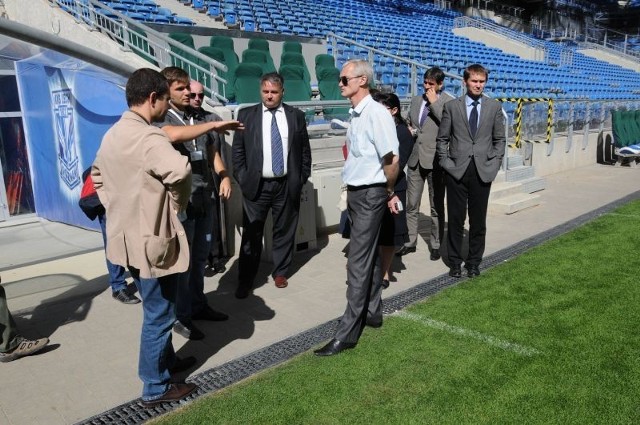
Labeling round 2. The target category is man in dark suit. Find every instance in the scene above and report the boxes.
[436,64,506,278]
[232,72,312,299]
[398,67,453,261]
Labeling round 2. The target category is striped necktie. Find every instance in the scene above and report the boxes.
[270,110,284,176]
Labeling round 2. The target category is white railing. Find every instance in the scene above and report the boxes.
[454,16,548,62]
[582,26,640,62]
[49,0,230,102]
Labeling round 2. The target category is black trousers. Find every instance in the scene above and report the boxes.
[238,178,299,288]
[446,159,492,267]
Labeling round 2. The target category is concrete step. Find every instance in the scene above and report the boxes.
[507,154,524,168]
[520,176,547,193]
[489,181,523,201]
[489,192,541,215]
[506,165,535,182]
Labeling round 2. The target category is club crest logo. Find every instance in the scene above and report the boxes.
[52,88,80,190]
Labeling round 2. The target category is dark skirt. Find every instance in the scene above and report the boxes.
[379,189,409,247]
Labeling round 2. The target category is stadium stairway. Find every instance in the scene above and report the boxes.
[490,153,545,215]
[152,0,227,28]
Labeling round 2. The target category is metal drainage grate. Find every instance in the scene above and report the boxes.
[79,191,640,424]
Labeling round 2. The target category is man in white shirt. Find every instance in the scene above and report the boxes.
[315,60,399,356]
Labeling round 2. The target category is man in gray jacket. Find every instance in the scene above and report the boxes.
[398,67,453,261]
[436,64,505,278]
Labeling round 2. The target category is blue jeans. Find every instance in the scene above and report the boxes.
[130,268,178,400]
[176,197,214,325]
[98,214,128,293]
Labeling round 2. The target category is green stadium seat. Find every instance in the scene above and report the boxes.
[280,52,310,86]
[283,40,302,54]
[242,49,271,73]
[316,66,349,119]
[197,46,231,101]
[234,63,263,104]
[315,54,335,75]
[280,65,311,102]
[247,38,276,73]
[168,32,198,81]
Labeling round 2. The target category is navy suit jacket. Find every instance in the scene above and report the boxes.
[232,102,312,202]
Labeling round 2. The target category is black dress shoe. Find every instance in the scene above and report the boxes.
[449,265,462,278]
[381,279,390,289]
[466,264,480,277]
[314,339,357,356]
[192,306,229,321]
[235,284,251,299]
[430,248,441,261]
[395,246,416,257]
[212,262,226,274]
[141,383,197,407]
[366,319,383,328]
[169,356,196,374]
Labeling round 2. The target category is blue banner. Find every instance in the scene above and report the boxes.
[15,50,128,229]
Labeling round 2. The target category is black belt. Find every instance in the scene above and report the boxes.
[262,176,287,182]
[347,183,386,191]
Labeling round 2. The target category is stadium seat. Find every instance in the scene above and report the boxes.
[243,19,256,32]
[247,39,276,73]
[283,41,302,54]
[316,66,349,119]
[168,33,198,76]
[191,0,205,12]
[234,63,263,104]
[280,52,310,85]
[315,54,335,75]
[198,46,230,101]
[242,49,271,74]
[207,4,222,19]
[280,65,312,102]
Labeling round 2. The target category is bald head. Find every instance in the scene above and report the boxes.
[189,80,205,109]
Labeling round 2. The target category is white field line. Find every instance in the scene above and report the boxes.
[394,311,542,357]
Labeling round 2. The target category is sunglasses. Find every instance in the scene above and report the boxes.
[338,75,363,85]
[189,93,205,99]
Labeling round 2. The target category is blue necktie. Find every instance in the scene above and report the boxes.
[469,100,479,138]
[270,110,284,177]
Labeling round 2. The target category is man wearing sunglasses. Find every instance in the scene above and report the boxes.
[157,67,243,341]
[189,80,230,276]
[315,59,399,357]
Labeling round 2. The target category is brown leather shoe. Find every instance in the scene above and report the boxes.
[141,383,197,408]
[274,276,288,288]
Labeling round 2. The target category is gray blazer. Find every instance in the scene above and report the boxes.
[407,91,454,169]
[436,95,506,183]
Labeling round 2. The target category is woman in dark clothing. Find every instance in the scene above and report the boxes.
[372,92,414,288]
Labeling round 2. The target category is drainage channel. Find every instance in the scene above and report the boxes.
[79,191,640,424]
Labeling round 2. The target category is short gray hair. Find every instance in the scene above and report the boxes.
[343,59,373,87]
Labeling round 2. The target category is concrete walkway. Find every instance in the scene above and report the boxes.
[0,164,639,424]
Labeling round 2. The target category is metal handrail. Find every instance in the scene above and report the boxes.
[50,0,230,102]
[454,16,548,62]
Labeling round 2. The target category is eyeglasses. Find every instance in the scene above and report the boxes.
[338,75,363,85]
[189,93,205,99]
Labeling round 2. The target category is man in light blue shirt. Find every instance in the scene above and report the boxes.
[315,59,400,357]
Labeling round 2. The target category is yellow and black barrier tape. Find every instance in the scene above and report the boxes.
[497,98,554,148]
